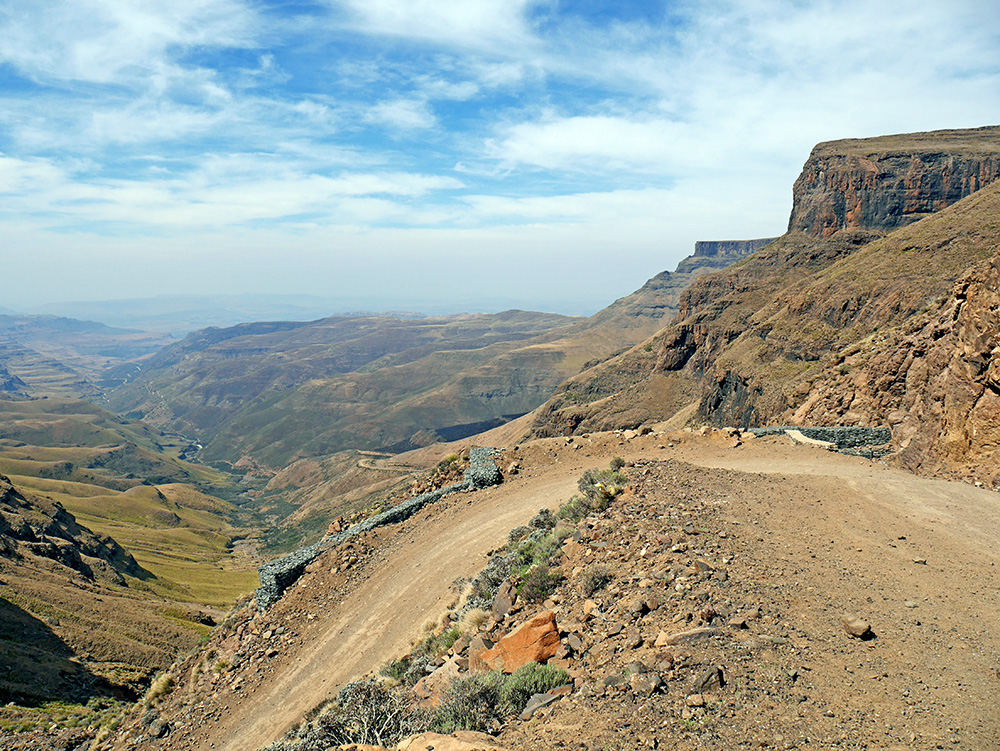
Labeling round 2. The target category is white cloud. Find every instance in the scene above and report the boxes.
[0,154,65,194]
[332,0,542,52]
[490,115,711,173]
[366,98,437,130]
[0,0,260,84]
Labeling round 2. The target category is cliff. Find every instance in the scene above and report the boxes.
[788,126,1000,237]
[529,125,1000,479]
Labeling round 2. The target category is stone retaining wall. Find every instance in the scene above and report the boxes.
[255,447,501,611]
[749,426,892,452]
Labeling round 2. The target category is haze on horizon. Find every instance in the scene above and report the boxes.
[1,0,998,318]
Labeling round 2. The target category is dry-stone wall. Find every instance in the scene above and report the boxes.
[749,426,892,457]
[255,447,501,610]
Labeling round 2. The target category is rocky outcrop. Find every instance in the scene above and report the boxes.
[0,363,28,394]
[0,473,145,581]
[475,610,561,673]
[790,250,1000,481]
[788,126,1000,237]
[687,238,778,265]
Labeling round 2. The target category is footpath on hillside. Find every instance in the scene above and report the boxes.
[105,429,1000,751]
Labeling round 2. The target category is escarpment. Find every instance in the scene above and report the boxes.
[530,126,1000,478]
[788,126,1000,237]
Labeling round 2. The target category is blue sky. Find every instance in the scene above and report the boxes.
[1,0,998,316]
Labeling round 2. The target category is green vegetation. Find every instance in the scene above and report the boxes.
[0,696,125,735]
[272,663,570,750]
[433,663,568,733]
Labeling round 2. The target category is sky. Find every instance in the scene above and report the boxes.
[1,0,998,317]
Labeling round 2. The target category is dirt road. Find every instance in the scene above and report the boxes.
[142,431,1000,750]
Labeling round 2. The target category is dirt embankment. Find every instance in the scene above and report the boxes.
[104,430,1000,751]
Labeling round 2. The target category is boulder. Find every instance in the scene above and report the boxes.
[467,634,495,673]
[660,626,719,645]
[842,615,873,639]
[475,611,561,673]
[492,581,516,620]
[413,658,461,708]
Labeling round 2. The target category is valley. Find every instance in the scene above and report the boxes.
[1,124,999,750]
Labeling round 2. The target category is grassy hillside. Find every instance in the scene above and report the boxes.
[0,397,259,610]
[0,397,263,729]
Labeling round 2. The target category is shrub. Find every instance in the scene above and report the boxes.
[577,466,626,508]
[459,608,489,631]
[528,508,555,530]
[265,680,429,750]
[555,495,589,522]
[432,671,505,733]
[609,456,626,471]
[142,673,174,708]
[518,564,562,603]
[461,550,518,614]
[499,663,570,713]
[432,664,570,733]
[578,563,612,596]
[514,530,561,569]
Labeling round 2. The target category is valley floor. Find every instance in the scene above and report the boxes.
[108,431,1000,751]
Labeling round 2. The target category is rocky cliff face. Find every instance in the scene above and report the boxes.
[790,248,1000,482]
[529,126,1000,478]
[788,126,1000,237]
[687,238,777,265]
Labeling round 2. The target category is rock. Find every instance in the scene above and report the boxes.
[413,659,461,708]
[624,628,643,649]
[842,615,873,639]
[566,633,584,652]
[661,627,720,645]
[685,693,706,707]
[583,599,601,618]
[148,718,170,738]
[451,633,472,656]
[788,144,1000,237]
[693,666,725,692]
[630,672,664,696]
[396,732,510,751]
[623,596,649,618]
[519,692,562,720]
[624,661,648,677]
[476,611,561,673]
[467,635,495,673]
[492,581,517,620]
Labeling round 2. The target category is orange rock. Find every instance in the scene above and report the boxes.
[476,610,561,673]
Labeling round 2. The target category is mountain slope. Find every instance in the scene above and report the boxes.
[0,315,172,399]
[105,255,748,470]
[529,126,1000,478]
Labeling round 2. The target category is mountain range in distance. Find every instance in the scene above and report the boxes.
[16,292,623,339]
